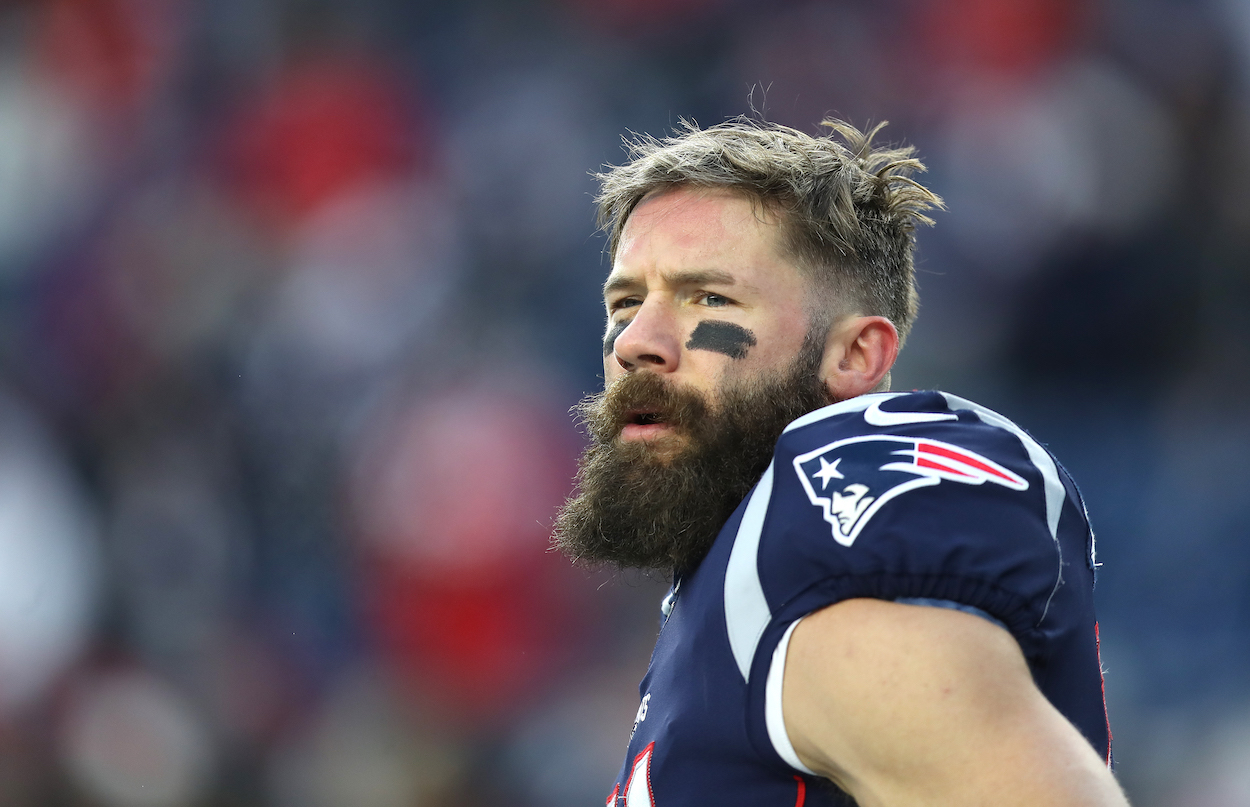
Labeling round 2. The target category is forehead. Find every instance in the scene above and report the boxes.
[605,186,800,291]
[614,186,785,270]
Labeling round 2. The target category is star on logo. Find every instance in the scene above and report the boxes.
[812,456,844,489]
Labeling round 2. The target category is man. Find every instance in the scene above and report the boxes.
[553,118,1129,807]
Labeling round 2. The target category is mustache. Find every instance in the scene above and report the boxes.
[575,372,709,444]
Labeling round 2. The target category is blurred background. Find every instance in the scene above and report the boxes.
[0,0,1246,804]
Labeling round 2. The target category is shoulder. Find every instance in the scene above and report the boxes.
[747,390,1086,648]
[772,391,1072,547]
[779,390,1048,458]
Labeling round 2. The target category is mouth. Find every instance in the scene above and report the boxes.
[620,409,675,441]
[629,410,664,426]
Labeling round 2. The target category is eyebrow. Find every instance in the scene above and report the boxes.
[602,269,738,297]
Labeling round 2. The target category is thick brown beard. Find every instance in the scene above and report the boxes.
[552,335,833,574]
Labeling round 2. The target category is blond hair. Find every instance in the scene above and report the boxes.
[595,117,943,342]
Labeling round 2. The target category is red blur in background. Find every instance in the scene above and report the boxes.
[351,389,593,729]
[221,57,428,228]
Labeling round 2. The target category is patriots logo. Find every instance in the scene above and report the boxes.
[794,435,1028,547]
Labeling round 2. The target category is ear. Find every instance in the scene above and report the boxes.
[819,316,900,401]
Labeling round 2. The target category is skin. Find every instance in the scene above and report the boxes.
[603,320,629,356]
[603,186,894,456]
[603,185,1131,806]
[784,601,1130,807]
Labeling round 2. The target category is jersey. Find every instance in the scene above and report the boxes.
[606,391,1110,807]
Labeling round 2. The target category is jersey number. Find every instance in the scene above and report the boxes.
[607,742,654,807]
[607,745,808,807]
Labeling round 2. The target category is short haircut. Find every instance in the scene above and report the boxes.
[594,117,942,343]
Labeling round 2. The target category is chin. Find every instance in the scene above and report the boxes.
[619,432,689,463]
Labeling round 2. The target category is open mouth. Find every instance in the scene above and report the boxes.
[630,411,664,426]
[620,409,675,440]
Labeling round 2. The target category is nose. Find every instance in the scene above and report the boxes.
[609,298,681,373]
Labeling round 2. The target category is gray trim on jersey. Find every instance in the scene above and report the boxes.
[765,618,819,775]
[727,396,886,683]
[937,393,1066,626]
[725,462,776,682]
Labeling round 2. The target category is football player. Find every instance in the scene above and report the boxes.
[554,118,1130,807]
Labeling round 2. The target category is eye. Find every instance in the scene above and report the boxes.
[697,292,731,308]
[608,296,642,313]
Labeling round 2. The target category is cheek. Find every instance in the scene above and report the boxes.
[684,320,758,360]
[603,321,628,356]
[603,353,625,382]
[728,323,814,376]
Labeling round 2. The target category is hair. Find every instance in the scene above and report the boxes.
[594,117,943,344]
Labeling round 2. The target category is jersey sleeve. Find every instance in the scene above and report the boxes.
[727,392,1100,777]
[757,392,1084,667]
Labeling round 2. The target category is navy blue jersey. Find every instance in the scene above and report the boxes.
[606,391,1110,807]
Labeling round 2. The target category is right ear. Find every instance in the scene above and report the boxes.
[819,316,899,402]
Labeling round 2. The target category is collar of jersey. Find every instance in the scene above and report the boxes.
[781,391,904,435]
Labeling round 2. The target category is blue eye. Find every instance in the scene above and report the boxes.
[700,293,729,307]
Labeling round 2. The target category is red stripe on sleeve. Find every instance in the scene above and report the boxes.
[917,456,973,477]
[919,442,1016,482]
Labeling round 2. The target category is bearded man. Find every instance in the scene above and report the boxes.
[553,118,1130,807]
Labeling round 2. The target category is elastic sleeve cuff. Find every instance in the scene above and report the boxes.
[764,617,818,776]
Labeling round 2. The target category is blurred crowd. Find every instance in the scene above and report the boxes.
[0,0,1247,805]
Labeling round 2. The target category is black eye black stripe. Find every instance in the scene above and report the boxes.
[604,319,758,360]
[685,320,757,360]
[603,320,629,356]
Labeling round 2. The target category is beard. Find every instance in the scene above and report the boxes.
[552,334,834,574]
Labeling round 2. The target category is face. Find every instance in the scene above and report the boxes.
[552,187,835,573]
[602,186,818,455]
